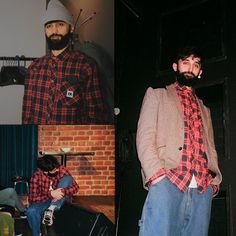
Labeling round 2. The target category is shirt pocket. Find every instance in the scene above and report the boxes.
[59,76,84,107]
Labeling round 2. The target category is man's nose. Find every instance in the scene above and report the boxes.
[51,25,59,34]
[188,64,194,72]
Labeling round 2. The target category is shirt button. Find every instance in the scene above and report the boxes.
[178,146,182,151]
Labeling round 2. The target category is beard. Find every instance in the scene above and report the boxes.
[46,31,72,50]
[175,71,199,87]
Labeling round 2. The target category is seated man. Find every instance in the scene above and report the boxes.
[26,155,79,236]
[0,186,27,218]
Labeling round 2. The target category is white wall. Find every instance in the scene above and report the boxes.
[0,0,46,124]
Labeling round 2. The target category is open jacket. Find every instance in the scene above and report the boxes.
[136,84,222,192]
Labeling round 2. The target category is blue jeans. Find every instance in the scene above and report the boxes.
[139,178,213,236]
[26,175,72,236]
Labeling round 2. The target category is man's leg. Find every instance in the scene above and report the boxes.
[42,175,72,226]
[182,186,213,236]
[26,201,50,236]
[51,175,72,209]
[138,178,188,236]
[0,188,26,212]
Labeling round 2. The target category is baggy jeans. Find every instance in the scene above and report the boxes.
[139,177,213,236]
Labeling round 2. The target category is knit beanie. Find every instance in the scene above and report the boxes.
[42,0,74,26]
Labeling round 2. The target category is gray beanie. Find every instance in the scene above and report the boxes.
[42,0,74,26]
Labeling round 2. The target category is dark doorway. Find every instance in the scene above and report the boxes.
[196,80,229,236]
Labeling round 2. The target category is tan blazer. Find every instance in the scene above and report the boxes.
[136,84,222,190]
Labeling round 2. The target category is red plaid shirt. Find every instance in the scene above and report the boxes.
[149,82,216,193]
[29,165,79,204]
[22,47,109,124]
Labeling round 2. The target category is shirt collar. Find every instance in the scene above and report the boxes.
[174,81,194,95]
[49,46,71,61]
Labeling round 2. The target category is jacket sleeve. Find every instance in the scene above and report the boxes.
[136,87,163,184]
[204,108,222,196]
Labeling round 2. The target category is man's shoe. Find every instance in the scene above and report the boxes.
[19,211,27,219]
[42,209,54,226]
[14,231,23,236]
[14,210,27,219]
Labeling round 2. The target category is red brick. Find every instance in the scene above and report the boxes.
[38,125,115,196]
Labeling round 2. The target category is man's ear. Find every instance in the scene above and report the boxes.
[172,63,177,72]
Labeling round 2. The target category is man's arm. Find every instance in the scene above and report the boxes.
[136,87,162,185]
[83,60,109,124]
[206,108,222,196]
[22,69,34,124]
[29,172,50,203]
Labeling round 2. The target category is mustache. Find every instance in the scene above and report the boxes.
[182,72,195,77]
[49,34,63,39]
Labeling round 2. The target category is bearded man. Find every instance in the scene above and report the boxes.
[136,45,222,236]
[22,0,109,124]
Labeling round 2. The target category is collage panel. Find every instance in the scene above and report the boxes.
[0,124,115,235]
[117,1,230,236]
[0,0,115,235]
[0,0,114,125]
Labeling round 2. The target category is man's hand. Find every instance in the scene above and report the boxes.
[50,188,65,202]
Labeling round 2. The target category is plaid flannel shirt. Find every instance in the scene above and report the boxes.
[28,165,79,204]
[22,47,109,124]
[148,82,217,194]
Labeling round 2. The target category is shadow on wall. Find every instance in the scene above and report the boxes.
[78,156,97,174]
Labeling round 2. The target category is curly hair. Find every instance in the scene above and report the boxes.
[175,45,204,64]
[37,155,60,171]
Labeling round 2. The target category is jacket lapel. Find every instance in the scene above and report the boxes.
[166,84,183,118]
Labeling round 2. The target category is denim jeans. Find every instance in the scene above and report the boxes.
[139,177,213,236]
[26,175,72,236]
[0,187,26,212]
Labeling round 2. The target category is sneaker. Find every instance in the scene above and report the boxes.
[14,231,23,236]
[42,209,54,226]
[14,210,27,219]
[19,211,27,219]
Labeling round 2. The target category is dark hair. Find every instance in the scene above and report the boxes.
[175,45,204,64]
[37,155,60,171]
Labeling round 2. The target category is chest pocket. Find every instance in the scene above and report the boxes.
[59,76,84,107]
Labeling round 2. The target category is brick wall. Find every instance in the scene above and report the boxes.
[38,125,115,196]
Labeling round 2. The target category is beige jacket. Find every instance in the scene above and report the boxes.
[136,84,222,190]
